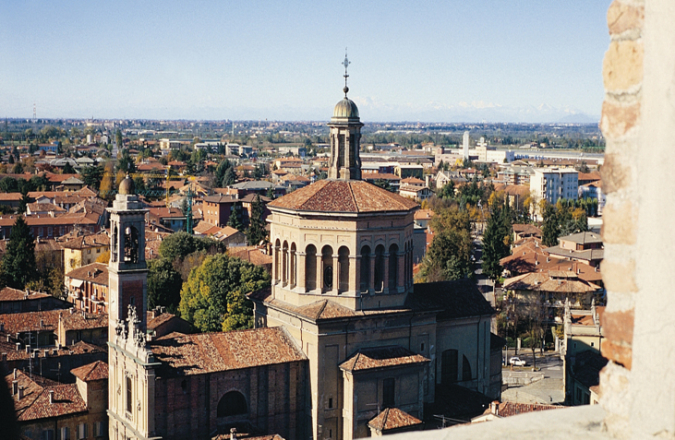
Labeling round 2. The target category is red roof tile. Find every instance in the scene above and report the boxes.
[368,408,422,431]
[71,360,108,382]
[150,327,306,376]
[340,346,429,372]
[268,180,418,213]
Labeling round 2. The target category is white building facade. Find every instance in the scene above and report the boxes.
[530,167,579,210]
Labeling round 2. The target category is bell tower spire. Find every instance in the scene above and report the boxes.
[329,50,363,180]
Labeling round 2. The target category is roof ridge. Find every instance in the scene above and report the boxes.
[347,181,358,213]
[315,300,329,320]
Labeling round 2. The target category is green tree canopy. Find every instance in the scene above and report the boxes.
[541,203,560,247]
[227,203,244,231]
[1,216,37,288]
[178,254,270,332]
[418,205,473,282]
[246,195,267,245]
[482,198,512,281]
[148,258,183,313]
[158,231,222,262]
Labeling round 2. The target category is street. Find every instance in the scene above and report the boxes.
[501,352,565,404]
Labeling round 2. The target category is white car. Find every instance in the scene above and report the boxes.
[509,356,527,366]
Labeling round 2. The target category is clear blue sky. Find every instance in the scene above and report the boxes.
[0,1,611,122]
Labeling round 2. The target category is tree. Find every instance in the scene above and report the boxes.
[373,179,391,191]
[62,162,75,174]
[115,130,123,148]
[482,200,512,281]
[227,203,244,231]
[96,251,110,263]
[148,258,183,313]
[1,217,37,288]
[158,231,222,263]
[418,205,473,282]
[246,195,267,245]
[222,167,236,186]
[99,161,116,200]
[178,254,269,332]
[214,159,232,187]
[541,203,560,247]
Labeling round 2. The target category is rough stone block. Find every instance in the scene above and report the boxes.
[602,260,638,293]
[602,153,632,194]
[602,308,635,346]
[607,1,644,36]
[602,199,637,244]
[603,40,643,92]
[600,101,641,140]
[602,339,633,370]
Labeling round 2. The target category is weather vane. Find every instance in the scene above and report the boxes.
[342,48,350,96]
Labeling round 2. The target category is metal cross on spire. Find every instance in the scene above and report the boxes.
[342,48,350,96]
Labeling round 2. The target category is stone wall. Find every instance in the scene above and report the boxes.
[600,0,675,438]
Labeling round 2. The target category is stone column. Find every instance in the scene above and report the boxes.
[297,252,306,292]
[272,245,279,285]
[383,253,390,294]
[397,253,406,293]
[349,255,359,296]
[369,257,376,294]
[331,254,339,295]
[317,254,323,294]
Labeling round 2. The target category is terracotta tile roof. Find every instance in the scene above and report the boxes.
[0,340,104,362]
[27,202,65,213]
[65,263,109,285]
[512,223,543,236]
[60,231,109,249]
[150,327,306,376]
[147,312,184,330]
[401,177,425,185]
[194,221,218,234]
[503,272,601,293]
[0,287,50,302]
[268,179,418,213]
[500,242,561,275]
[487,401,562,418]
[70,360,108,382]
[228,247,274,268]
[368,408,423,431]
[340,346,429,372]
[239,193,272,204]
[0,310,60,333]
[6,370,87,422]
[413,209,434,221]
[203,194,238,204]
[362,172,401,181]
[148,207,185,218]
[0,193,24,201]
[558,231,603,245]
[59,310,108,331]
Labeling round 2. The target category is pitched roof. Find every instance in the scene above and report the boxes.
[503,272,601,293]
[70,360,108,382]
[368,408,423,431]
[150,327,306,376]
[65,263,109,285]
[340,346,429,372]
[0,287,50,302]
[558,231,603,245]
[6,370,87,422]
[60,231,109,249]
[268,179,418,213]
[486,401,562,418]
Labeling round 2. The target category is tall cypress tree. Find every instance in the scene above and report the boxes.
[542,204,560,247]
[482,202,511,281]
[1,216,37,288]
[246,195,267,245]
[227,203,244,231]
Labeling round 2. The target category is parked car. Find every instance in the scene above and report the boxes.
[509,356,527,366]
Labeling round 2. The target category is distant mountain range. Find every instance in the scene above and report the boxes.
[351,99,600,124]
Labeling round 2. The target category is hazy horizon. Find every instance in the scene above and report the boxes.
[1,1,611,122]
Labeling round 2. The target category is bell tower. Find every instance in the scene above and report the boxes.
[107,175,160,440]
[108,175,148,331]
[328,50,363,180]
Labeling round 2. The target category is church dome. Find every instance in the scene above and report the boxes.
[333,97,359,119]
[119,175,135,195]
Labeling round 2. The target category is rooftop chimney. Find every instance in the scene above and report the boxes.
[12,380,17,396]
[230,428,237,440]
[25,345,30,354]
[49,390,54,404]
[18,386,23,399]
[13,368,17,379]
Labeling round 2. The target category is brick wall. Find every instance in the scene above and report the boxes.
[598,0,643,436]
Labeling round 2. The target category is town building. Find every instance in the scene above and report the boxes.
[529,167,579,212]
[65,262,109,314]
[61,230,110,275]
[255,81,499,440]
